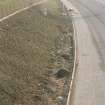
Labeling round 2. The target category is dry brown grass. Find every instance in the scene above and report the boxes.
[0,0,73,105]
[0,0,39,18]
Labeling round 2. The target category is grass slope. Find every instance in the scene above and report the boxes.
[0,0,73,105]
[0,0,39,18]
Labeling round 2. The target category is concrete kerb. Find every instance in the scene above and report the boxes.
[59,0,79,105]
[0,0,47,22]
[66,19,79,105]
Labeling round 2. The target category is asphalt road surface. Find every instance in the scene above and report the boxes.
[67,0,105,105]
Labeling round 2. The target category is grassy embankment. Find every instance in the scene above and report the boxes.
[0,0,73,105]
[0,0,39,18]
